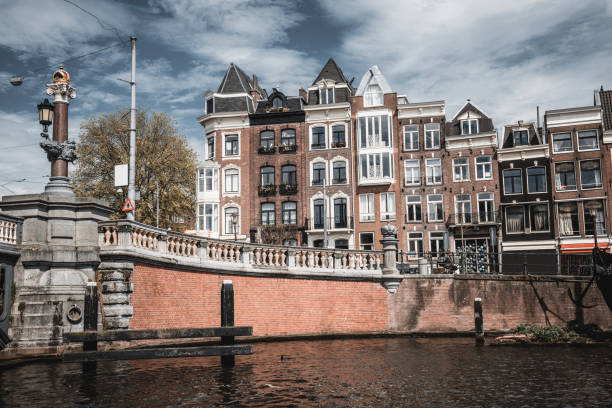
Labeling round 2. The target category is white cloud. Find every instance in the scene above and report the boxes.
[318,0,612,126]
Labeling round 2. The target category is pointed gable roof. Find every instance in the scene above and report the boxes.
[312,58,351,85]
[355,65,392,96]
[217,62,266,95]
[451,99,490,121]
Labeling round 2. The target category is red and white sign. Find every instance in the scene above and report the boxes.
[122,197,135,212]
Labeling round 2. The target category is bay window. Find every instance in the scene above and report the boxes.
[358,115,391,148]
[359,152,393,181]
[198,168,218,193]
[197,203,218,232]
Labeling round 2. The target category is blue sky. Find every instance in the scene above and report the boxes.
[1,0,611,195]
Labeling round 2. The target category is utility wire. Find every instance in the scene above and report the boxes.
[62,0,127,44]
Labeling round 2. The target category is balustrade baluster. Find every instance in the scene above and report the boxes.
[280,251,286,266]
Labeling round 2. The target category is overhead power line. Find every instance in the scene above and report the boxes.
[62,0,128,44]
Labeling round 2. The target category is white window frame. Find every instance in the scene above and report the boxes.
[310,125,327,150]
[358,114,392,148]
[331,192,350,229]
[512,130,529,146]
[552,132,573,153]
[404,159,421,186]
[364,84,383,107]
[424,123,440,149]
[222,132,240,159]
[223,166,240,195]
[460,119,478,135]
[579,159,603,190]
[359,193,375,222]
[526,166,547,194]
[358,152,394,182]
[427,194,444,222]
[311,194,327,230]
[577,129,599,151]
[503,168,523,195]
[406,195,422,223]
[477,192,495,223]
[198,167,219,193]
[453,158,470,182]
[359,232,375,250]
[331,157,349,184]
[554,161,577,192]
[261,202,275,226]
[429,232,445,256]
[455,194,472,224]
[475,156,492,180]
[330,122,347,148]
[403,125,419,151]
[310,158,328,187]
[380,192,396,221]
[425,158,442,185]
[206,134,215,159]
[223,205,240,236]
[319,87,335,105]
[197,203,219,233]
[406,232,423,259]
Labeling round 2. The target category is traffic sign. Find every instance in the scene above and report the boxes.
[122,197,135,212]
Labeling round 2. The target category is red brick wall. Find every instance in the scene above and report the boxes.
[389,277,612,332]
[130,263,389,336]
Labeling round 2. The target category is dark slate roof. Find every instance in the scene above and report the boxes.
[312,58,353,88]
[446,101,494,136]
[254,89,302,114]
[217,63,265,96]
[214,96,249,112]
[600,88,612,130]
[501,122,541,148]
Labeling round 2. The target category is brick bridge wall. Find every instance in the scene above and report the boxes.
[129,263,612,335]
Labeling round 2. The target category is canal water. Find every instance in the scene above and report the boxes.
[1,338,611,407]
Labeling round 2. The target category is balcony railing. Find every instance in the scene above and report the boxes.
[307,216,354,230]
[279,183,298,195]
[0,213,22,246]
[258,184,277,196]
[258,146,276,155]
[279,144,297,153]
[446,211,501,226]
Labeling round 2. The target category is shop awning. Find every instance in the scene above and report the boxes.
[561,242,610,254]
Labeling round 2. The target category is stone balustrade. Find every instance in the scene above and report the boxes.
[97,220,388,275]
[0,213,21,245]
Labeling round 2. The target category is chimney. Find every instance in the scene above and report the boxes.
[249,74,260,108]
[536,105,540,129]
[299,87,307,102]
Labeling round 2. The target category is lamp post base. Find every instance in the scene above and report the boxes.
[44,176,75,196]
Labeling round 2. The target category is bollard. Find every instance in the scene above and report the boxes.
[221,280,235,366]
[474,297,484,345]
[84,282,98,352]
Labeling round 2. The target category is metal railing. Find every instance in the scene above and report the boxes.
[446,211,501,226]
[308,216,354,230]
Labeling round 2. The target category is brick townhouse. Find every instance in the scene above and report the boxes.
[545,102,612,273]
[444,101,500,273]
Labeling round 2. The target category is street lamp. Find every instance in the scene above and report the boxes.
[37,98,54,138]
[231,212,239,242]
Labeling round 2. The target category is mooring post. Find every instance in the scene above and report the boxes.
[84,281,99,351]
[221,280,235,366]
[474,297,484,345]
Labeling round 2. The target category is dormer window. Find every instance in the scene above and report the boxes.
[461,119,478,135]
[319,87,334,104]
[272,97,283,108]
[513,130,528,146]
[364,84,383,107]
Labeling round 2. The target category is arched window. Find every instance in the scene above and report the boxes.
[261,166,274,186]
[224,168,239,193]
[312,162,326,185]
[224,206,239,235]
[313,199,325,229]
[260,130,274,149]
[281,129,296,146]
[334,198,347,228]
[364,84,383,106]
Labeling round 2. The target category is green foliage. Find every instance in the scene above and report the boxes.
[531,325,565,342]
[72,109,197,231]
[514,323,539,335]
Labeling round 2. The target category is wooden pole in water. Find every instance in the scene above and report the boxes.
[474,297,484,345]
[221,280,235,366]
[84,282,99,351]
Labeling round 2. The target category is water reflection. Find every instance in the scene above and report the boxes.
[1,338,611,407]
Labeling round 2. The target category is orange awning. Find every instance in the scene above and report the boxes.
[561,242,610,254]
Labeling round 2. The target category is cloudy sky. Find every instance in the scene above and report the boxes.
[1,0,611,195]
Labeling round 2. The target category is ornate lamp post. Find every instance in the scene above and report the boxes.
[40,64,77,195]
[231,212,239,242]
[37,98,54,137]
